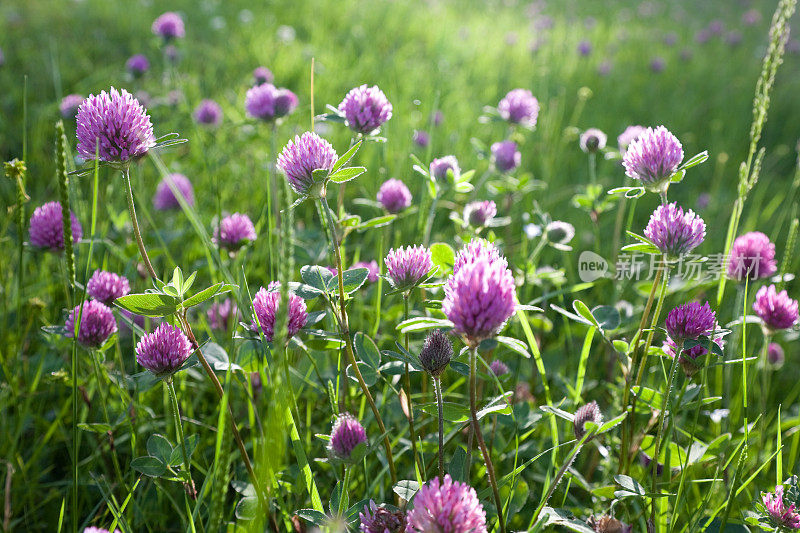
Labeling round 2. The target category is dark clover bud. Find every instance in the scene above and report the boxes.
[359,501,407,533]
[126,54,149,78]
[545,221,576,246]
[767,342,785,368]
[573,400,603,440]
[579,128,607,153]
[587,515,633,533]
[464,200,497,228]
[328,413,367,463]
[639,452,664,476]
[419,329,453,377]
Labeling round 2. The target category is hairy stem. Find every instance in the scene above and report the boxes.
[166,378,196,500]
[434,376,445,481]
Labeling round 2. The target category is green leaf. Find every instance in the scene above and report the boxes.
[621,242,661,254]
[418,402,470,423]
[301,265,334,293]
[670,169,686,183]
[572,300,600,328]
[115,293,177,318]
[334,267,369,293]
[591,305,621,331]
[550,304,594,327]
[396,317,454,334]
[182,282,232,308]
[169,434,199,466]
[680,150,709,170]
[202,342,241,371]
[597,412,627,433]
[357,214,396,231]
[614,474,648,496]
[235,496,257,520]
[346,363,379,386]
[496,336,531,358]
[147,434,173,464]
[330,140,362,175]
[288,282,324,300]
[294,510,328,525]
[430,242,455,273]
[329,166,366,183]
[448,446,467,482]
[354,332,381,369]
[393,480,420,502]
[130,456,166,477]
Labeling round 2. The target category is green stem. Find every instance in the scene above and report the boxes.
[434,376,445,481]
[338,467,351,516]
[619,266,663,473]
[319,197,397,485]
[123,167,158,280]
[403,293,423,475]
[650,340,683,527]
[531,433,590,525]
[166,378,196,500]
[469,346,505,532]
[90,350,127,490]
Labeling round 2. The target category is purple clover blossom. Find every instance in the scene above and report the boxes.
[194,99,223,126]
[338,84,393,134]
[384,246,432,291]
[126,54,149,77]
[708,20,724,36]
[597,60,612,76]
[622,126,684,186]
[60,94,84,120]
[377,178,412,213]
[432,110,443,126]
[663,324,725,376]
[665,301,717,344]
[214,213,257,250]
[245,83,298,122]
[453,239,507,274]
[574,401,603,440]
[413,130,429,148]
[251,282,308,342]
[753,285,799,331]
[353,260,380,283]
[464,200,497,228]
[406,475,487,532]
[696,29,711,44]
[727,231,777,281]
[650,57,666,73]
[617,125,646,152]
[207,299,237,331]
[489,359,509,376]
[328,413,368,462]
[152,12,185,40]
[491,140,521,172]
[742,9,761,26]
[443,255,516,343]
[29,201,82,251]
[578,40,592,56]
[430,155,460,180]
[359,501,406,533]
[761,485,800,530]
[64,300,118,349]
[726,31,743,47]
[498,88,539,127]
[643,202,705,257]
[580,128,607,153]
[253,66,274,85]
[153,173,194,210]
[87,270,131,306]
[135,323,192,376]
[276,132,338,196]
[76,87,156,163]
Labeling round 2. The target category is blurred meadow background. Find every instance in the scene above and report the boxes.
[2,0,800,531]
